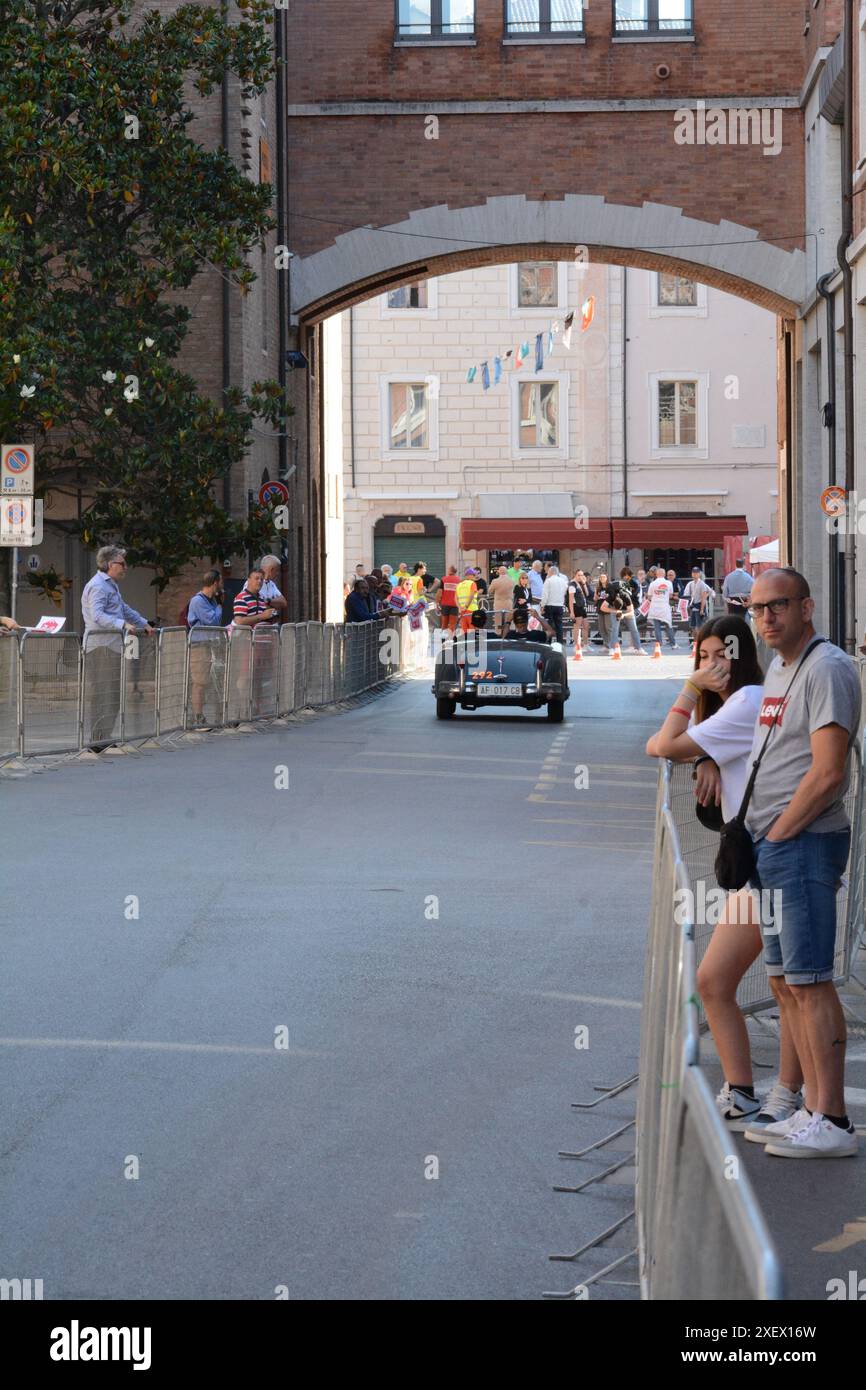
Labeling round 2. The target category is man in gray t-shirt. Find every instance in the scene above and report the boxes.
[744,567,861,1160]
[746,640,861,842]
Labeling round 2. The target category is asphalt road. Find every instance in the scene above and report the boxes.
[0,659,684,1300]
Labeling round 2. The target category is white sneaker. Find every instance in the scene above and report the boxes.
[741,1084,803,1142]
[715,1082,762,1123]
[764,1112,858,1158]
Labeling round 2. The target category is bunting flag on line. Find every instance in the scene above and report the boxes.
[463,301,592,386]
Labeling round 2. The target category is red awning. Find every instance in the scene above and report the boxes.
[460,518,614,549]
[612,516,749,548]
[460,516,749,551]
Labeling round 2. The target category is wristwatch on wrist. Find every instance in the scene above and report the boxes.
[691,755,713,780]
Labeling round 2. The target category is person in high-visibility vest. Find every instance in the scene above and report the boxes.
[438,565,461,633]
[456,569,479,633]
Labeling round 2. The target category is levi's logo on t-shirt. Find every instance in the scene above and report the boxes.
[759,695,789,728]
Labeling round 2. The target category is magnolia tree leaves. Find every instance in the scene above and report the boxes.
[0,0,290,590]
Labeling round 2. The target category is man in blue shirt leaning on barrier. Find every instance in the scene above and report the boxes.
[81,545,153,749]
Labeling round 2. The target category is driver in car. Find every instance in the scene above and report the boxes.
[503,607,555,643]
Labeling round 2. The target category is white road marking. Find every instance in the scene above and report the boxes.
[530,991,642,1010]
[0,1036,330,1058]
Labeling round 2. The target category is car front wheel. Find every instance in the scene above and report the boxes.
[436,697,456,720]
[547,700,564,723]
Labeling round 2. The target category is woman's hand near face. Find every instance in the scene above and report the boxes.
[690,660,730,692]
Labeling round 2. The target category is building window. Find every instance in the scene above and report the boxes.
[509,261,568,315]
[519,381,559,447]
[614,1,693,35]
[510,373,569,457]
[396,0,475,40]
[381,375,440,458]
[657,273,696,307]
[390,383,428,449]
[650,372,708,457]
[519,262,557,307]
[648,271,707,317]
[380,279,439,317]
[658,380,696,446]
[504,0,584,36]
[388,283,428,310]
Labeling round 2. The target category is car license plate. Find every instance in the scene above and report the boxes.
[476,683,522,697]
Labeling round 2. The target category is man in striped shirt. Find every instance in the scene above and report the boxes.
[232,569,277,628]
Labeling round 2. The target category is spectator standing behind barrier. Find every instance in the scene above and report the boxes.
[232,569,277,628]
[512,570,532,618]
[594,572,612,649]
[568,570,591,651]
[528,559,544,611]
[188,569,224,728]
[541,564,569,644]
[257,555,287,623]
[645,616,805,1132]
[646,571,677,650]
[684,567,712,635]
[723,557,754,616]
[345,579,376,623]
[743,568,862,1159]
[81,545,153,749]
[488,565,515,636]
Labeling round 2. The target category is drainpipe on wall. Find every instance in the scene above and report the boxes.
[622,267,629,518]
[274,7,289,605]
[220,2,232,519]
[816,273,840,645]
[838,0,856,653]
[349,305,356,490]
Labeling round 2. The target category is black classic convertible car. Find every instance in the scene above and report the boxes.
[432,633,571,721]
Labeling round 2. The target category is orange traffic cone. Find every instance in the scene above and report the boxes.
[651,641,662,660]
[610,642,623,662]
[690,640,696,657]
[574,632,583,661]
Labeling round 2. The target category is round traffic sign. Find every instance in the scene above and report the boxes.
[820,485,847,517]
[258,480,290,507]
[6,501,26,525]
[6,448,31,473]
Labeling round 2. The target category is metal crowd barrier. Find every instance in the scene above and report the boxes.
[637,759,784,1301]
[0,633,17,758]
[19,630,81,756]
[4,618,407,759]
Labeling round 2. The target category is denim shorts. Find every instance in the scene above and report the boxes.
[749,830,850,984]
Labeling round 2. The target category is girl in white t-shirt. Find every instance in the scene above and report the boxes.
[645,616,803,1127]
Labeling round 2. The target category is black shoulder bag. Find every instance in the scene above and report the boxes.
[714,638,825,891]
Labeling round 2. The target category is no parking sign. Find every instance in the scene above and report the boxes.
[2,443,35,496]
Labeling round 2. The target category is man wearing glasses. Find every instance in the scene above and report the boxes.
[81,545,153,748]
[742,568,861,1158]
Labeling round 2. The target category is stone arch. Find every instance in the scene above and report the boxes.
[292,194,805,322]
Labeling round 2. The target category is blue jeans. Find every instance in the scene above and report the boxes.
[652,619,676,648]
[749,830,851,984]
[619,614,643,651]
